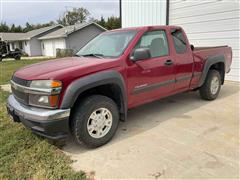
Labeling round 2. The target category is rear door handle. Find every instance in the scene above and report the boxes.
[165,59,173,66]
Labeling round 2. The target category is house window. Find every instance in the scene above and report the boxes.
[24,41,27,46]
[42,43,44,49]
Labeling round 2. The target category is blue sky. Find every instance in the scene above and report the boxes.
[1,0,119,26]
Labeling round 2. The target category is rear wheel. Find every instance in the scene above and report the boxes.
[71,95,119,148]
[199,70,221,100]
[14,55,21,60]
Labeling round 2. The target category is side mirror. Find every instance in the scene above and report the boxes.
[190,44,194,51]
[130,48,151,61]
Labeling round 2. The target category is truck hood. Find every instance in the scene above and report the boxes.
[14,57,120,81]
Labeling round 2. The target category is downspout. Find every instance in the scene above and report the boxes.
[119,0,122,27]
[166,0,170,25]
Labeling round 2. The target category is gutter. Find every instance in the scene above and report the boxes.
[38,35,67,40]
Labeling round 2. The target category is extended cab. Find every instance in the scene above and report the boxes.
[7,26,232,147]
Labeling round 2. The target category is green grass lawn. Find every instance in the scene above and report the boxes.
[0,90,85,179]
[0,58,54,85]
[0,58,86,179]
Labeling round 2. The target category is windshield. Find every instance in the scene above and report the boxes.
[76,30,137,58]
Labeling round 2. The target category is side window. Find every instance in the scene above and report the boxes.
[135,30,169,58]
[171,29,187,54]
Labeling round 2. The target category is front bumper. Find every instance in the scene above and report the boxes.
[6,95,71,140]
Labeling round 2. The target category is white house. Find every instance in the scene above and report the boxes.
[0,22,106,57]
[120,0,239,82]
[0,25,62,56]
[38,22,106,56]
[0,32,24,50]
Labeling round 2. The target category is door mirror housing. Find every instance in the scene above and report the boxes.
[190,44,194,51]
[130,48,151,61]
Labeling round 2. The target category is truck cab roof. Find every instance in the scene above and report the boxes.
[108,25,182,32]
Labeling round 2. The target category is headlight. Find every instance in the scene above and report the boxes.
[29,80,62,108]
[29,94,59,108]
[30,80,62,89]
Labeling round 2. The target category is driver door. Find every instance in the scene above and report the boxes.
[127,30,175,108]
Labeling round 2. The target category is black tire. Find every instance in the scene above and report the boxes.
[15,55,21,60]
[71,95,119,148]
[199,69,221,100]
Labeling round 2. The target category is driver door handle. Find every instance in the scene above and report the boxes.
[165,59,173,66]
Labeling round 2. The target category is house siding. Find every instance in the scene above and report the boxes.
[65,24,104,53]
[9,42,14,51]
[22,40,31,56]
[121,0,167,27]
[9,41,21,51]
[30,37,42,56]
[169,0,240,81]
[30,26,62,56]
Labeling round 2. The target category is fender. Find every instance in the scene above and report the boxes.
[60,70,127,120]
[198,55,225,87]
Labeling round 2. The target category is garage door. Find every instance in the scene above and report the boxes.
[169,0,239,82]
[43,40,54,56]
[42,38,66,56]
[53,39,66,56]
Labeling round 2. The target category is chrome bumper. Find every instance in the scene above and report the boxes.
[7,95,71,139]
[7,95,70,122]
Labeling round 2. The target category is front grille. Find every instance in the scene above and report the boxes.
[11,86,29,105]
[12,76,30,87]
[11,76,29,105]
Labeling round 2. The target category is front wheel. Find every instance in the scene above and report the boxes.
[199,70,221,100]
[71,95,119,148]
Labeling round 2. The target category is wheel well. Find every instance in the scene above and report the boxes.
[209,62,225,84]
[72,84,125,120]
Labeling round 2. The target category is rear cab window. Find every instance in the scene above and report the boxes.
[134,30,169,58]
[171,29,187,54]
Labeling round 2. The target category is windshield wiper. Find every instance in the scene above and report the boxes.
[81,53,104,59]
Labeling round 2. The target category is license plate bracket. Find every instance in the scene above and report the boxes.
[6,106,20,122]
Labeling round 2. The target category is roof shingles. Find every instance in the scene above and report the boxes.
[0,23,106,42]
[0,24,62,41]
[38,22,106,40]
[0,32,25,41]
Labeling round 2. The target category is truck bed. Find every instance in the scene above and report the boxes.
[193,46,228,51]
[193,45,232,73]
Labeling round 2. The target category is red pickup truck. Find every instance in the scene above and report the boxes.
[7,26,232,148]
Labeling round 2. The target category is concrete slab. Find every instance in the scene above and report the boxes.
[62,82,240,179]
[0,84,11,92]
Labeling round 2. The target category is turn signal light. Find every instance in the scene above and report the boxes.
[49,95,59,107]
[51,81,62,88]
